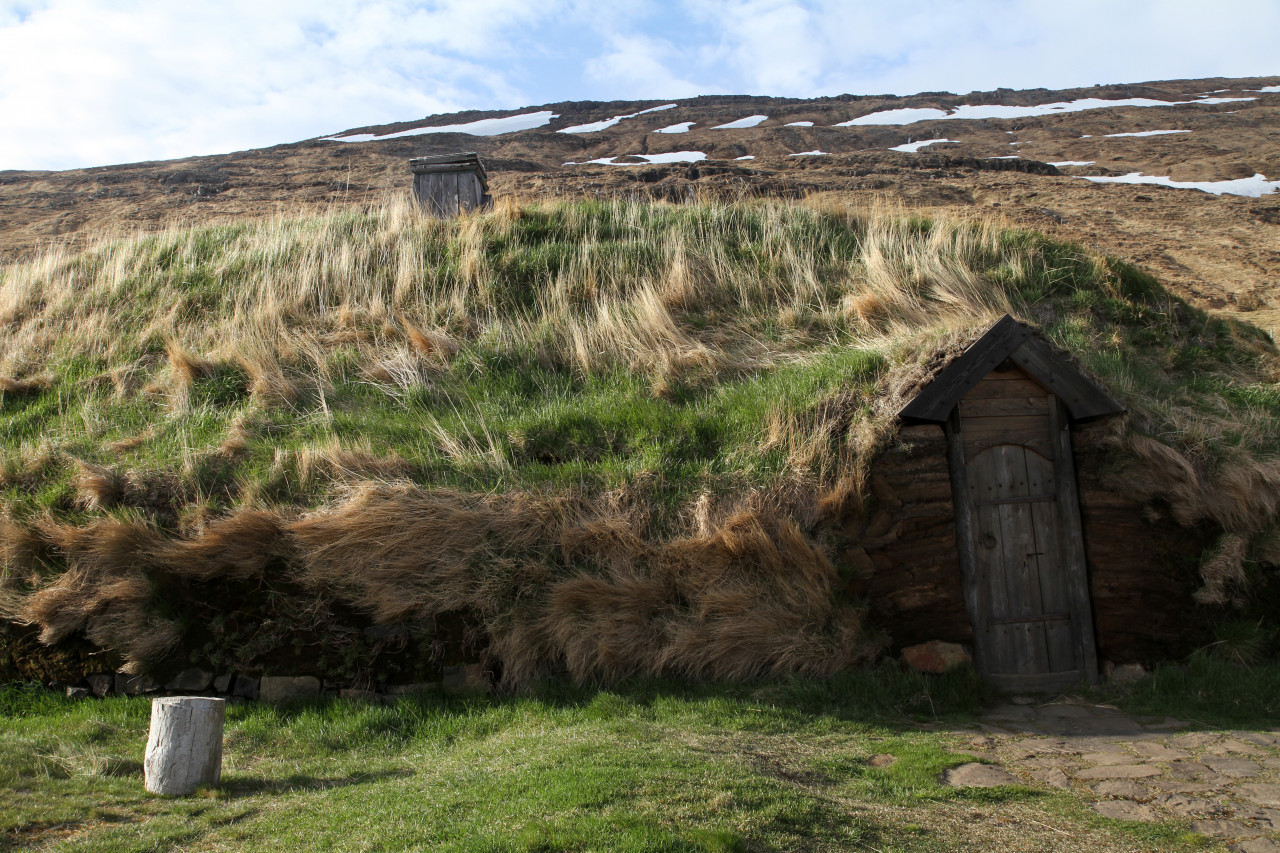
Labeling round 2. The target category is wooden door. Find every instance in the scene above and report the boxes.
[946,364,1098,692]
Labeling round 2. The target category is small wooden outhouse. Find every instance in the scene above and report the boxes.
[898,316,1125,691]
[410,152,491,216]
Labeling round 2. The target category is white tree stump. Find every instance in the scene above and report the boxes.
[143,697,226,796]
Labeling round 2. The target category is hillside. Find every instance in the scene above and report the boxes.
[0,197,1276,687]
[1,75,1279,335]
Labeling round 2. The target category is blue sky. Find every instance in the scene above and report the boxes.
[0,0,1277,171]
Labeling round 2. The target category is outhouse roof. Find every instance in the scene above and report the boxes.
[408,152,489,190]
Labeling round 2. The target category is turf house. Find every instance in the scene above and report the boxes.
[0,197,1276,695]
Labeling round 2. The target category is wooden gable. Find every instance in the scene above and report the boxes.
[898,315,1124,425]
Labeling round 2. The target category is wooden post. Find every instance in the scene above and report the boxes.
[143,697,226,796]
[1049,396,1100,684]
[944,408,989,675]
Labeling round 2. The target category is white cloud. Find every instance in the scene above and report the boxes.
[583,34,707,100]
[0,0,566,170]
[676,0,1280,98]
[2,0,1277,171]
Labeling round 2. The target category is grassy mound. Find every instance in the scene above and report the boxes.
[0,197,1276,684]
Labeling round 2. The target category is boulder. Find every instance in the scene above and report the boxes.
[66,686,90,700]
[212,673,233,694]
[259,676,320,705]
[1104,661,1148,684]
[385,683,437,696]
[942,762,1018,787]
[231,675,259,700]
[165,668,214,693]
[87,673,113,698]
[338,689,385,703]
[902,641,972,674]
[115,673,160,695]
[443,664,493,695]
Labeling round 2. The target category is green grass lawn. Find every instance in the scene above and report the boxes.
[0,667,1229,852]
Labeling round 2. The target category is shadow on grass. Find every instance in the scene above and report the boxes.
[3,812,140,850]
[219,768,413,798]
[245,662,992,736]
[1094,655,1280,730]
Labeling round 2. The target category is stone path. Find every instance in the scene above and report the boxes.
[944,699,1280,851]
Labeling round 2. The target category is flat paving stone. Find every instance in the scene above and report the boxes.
[1095,779,1151,800]
[1153,792,1227,817]
[1206,757,1263,778]
[1076,764,1164,780]
[1031,768,1072,789]
[1021,756,1078,770]
[1082,751,1141,765]
[1233,806,1280,828]
[943,763,1019,788]
[1141,717,1191,731]
[1094,800,1160,822]
[1239,785,1280,808]
[985,704,1037,721]
[1147,779,1219,793]
[948,701,1280,843]
[1057,738,1128,754]
[1020,738,1080,754]
[1042,718,1144,737]
[1192,819,1259,838]
[1168,761,1214,779]
[1131,742,1189,760]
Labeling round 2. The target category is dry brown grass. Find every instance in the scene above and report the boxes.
[0,374,53,396]
[24,517,179,673]
[3,478,878,682]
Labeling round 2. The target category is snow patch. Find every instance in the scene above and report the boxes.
[714,115,769,129]
[785,121,814,126]
[1050,160,1096,167]
[838,108,949,126]
[790,150,827,156]
[734,155,756,160]
[1081,172,1280,197]
[326,111,557,142]
[557,104,677,134]
[563,151,707,166]
[985,155,1020,159]
[1104,129,1189,138]
[839,96,1254,126]
[654,122,694,134]
[1253,85,1280,93]
[889,138,954,153]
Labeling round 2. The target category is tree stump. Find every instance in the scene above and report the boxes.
[143,697,226,796]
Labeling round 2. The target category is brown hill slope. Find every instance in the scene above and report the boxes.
[2,74,1278,332]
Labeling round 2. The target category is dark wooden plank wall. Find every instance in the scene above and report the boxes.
[414,170,486,216]
[858,420,1207,664]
